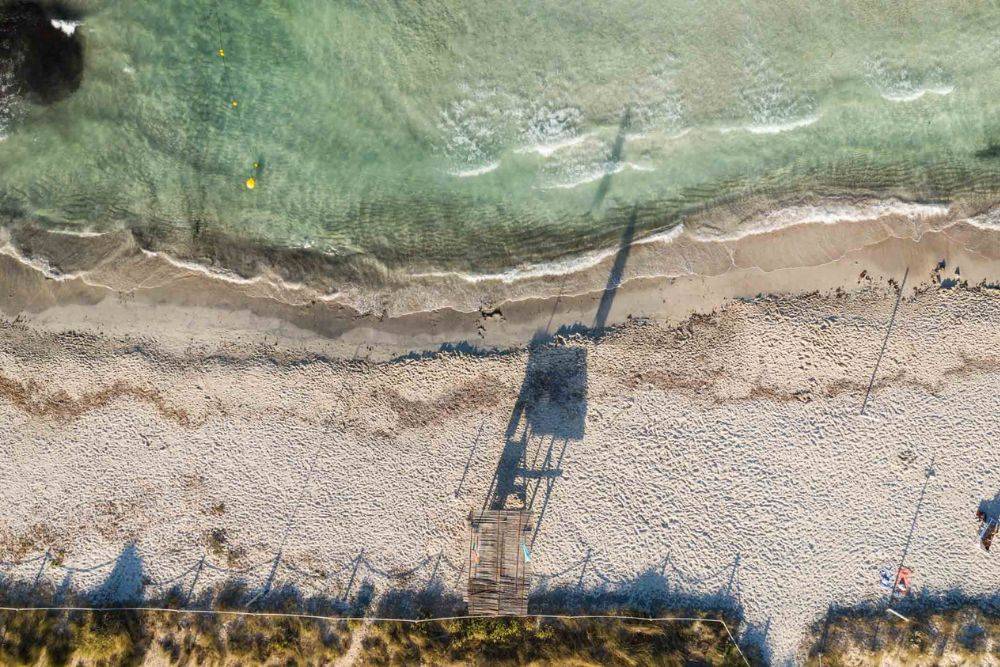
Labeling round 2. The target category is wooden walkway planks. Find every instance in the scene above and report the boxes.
[467,509,534,615]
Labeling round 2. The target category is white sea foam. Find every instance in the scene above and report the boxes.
[543,163,625,190]
[408,199,956,287]
[690,201,950,242]
[0,232,341,302]
[864,56,955,104]
[881,85,954,102]
[139,249,269,286]
[0,242,86,282]
[50,19,80,36]
[449,162,499,178]
[136,248,338,300]
[408,224,686,285]
[516,133,592,157]
[47,228,109,238]
[540,162,654,190]
[0,200,980,308]
[720,115,820,135]
[963,210,1000,231]
[746,115,820,134]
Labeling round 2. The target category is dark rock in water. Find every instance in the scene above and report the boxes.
[0,1,84,105]
[975,143,1000,159]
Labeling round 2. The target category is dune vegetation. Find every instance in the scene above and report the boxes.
[804,603,1000,666]
[0,584,753,666]
[0,586,352,666]
[357,614,750,666]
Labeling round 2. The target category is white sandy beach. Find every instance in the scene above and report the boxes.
[2,267,999,662]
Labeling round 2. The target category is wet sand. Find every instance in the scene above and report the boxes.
[2,198,998,358]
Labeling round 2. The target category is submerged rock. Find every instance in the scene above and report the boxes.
[0,1,83,105]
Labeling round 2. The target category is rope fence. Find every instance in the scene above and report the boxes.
[1,545,741,608]
[0,544,752,665]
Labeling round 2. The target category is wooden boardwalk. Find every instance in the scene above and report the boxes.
[467,509,534,615]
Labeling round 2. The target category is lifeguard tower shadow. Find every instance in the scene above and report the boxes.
[485,340,588,513]
[467,164,639,616]
[468,340,587,615]
[479,205,637,524]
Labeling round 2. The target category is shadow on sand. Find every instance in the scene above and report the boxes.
[479,338,588,523]
[0,545,761,663]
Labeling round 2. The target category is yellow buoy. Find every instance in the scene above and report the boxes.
[231,99,238,108]
[245,177,256,190]
[217,48,225,57]
[253,162,259,169]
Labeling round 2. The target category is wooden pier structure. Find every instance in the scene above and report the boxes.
[467,509,534,615]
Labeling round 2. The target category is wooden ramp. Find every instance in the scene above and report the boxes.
[467,509,534,615]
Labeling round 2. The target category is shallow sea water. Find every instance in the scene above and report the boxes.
[1,0,999,278]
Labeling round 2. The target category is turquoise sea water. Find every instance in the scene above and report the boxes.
[2,1,1000,278]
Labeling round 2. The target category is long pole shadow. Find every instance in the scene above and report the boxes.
[576,547,592,591]
[184,554,206,606]
[888,456,935,606]
[590,107,632,213]
[340,549,364,602]
[861,267,909,415]
[594,205,638,330]
[29,549,50,593]
[248,453,321,606]
[722,553,741,602]
[455,419,486,498]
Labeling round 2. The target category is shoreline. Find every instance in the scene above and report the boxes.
[1,197,998,358]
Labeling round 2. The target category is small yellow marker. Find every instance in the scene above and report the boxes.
[245,176,256,190]
[218,48,225,57]
[253,162,259,169]
[231,99,238,108]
